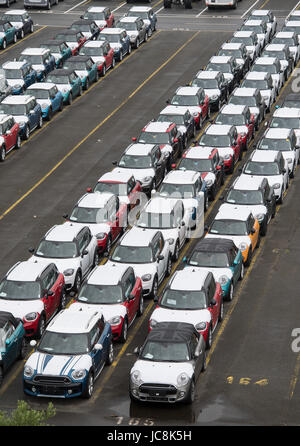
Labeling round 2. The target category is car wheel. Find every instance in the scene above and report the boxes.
[256,233,261,249]
[105,236,112,255]
[85,79,89,90]
[204,193,209,212]
[68,93,73,105]
[201,351,207,372]
[148,28,152,37]
[47,1,51,10]
[112,57,115,69]
[30,23,34,33]
[166,254,172,277]
[0,145,6,162]
[227,282,234,302]
[6,0,10,7]
[59,99,63,111]
[37,315,46,339]
[102,64,106,77]
[120,318,128,343]
[144,32,148,43]
[83,372,94,398]
[47,107,53,121]
[290,163,296,179]
[19,338,27,360]
[20,29,24,39]
[73,270,82,293]
[172,240,180,261]
[128,44,132,55]
[135,38,140,49]
[239,263,244,281]
[184,0,192,9]
[93,250,99,267]
[277,191,283,205]
[106,343,114,365]
[119,51,123,62]
[218,299,224,322]
[37,115,43,129]
[206,325,212,350]
[59,288,68,310]
[0,366,3,387]
[78,85,83,96]
[245,247,252,267]
[260,219,268,237]
[150,276,158,300]
[23,125,30,140]
[185,379,195,404]
[13,33,17,44]
[137,295,144,316]
[2,39,7,50]
[15,134,21,149]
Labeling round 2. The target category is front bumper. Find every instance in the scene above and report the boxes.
[23,375,85,398]
[130,382,189,403]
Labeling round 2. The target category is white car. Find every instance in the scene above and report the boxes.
[98,28,131,60]
[282,21,300,44]
[249,9,277,38]
[240,149,289,203]
[29,222,99,293]
[26,82,62,118]
[3,9,34,38]
[170,86,208,129]
[229,87,266,127]
[206,0,240,10]
[125,6,157,34]
[82,6,110,30]
[272,31,300,66]
[18,48,54,81]
[230,30,261,61]
[251,56,284,95]
[107,227,172,299]
[206,55,240,93]
[2,61,32,92]
[154,168,206,224]
[191,70,228,110]
[239,19,271,50]
[93,170,140,207]
[262,43,293,80]
[256,127,299,177]
[116,16,148,48]
[270,107,300,148]
[241,71,276,112]
[135,196,188,260]
[157,105,196,148]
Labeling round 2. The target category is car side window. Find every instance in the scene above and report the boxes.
[77,231,87,253]
[127,177,135,194]
[90,324,100,348]
[5,321,15,340]
[208,276,216,303]
[152,238,161,259]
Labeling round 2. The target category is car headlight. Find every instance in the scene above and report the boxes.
[286,158,293,163]
[42,103,49,109]
[131,370,143,386]
[71,369,86,380]
[240,132,247,137]
[255,213,265,222]
[239,242,248,251]
[177,372,190,387]
[273,183,280,189]
[142,274,152,282]
[97,61,104,68]
[63,268,75,276]
[193,111,199,117]
[211,94,219,100]
[142,176,152,184]
[195,321,207,331]
[96,232,106,240]
[205,179,213,187]
[130,35,136,41]
[24,312,38,322]
[62,87,70,94]
[24,365,34,378]
[224,154,231,160]
[109,316,122,326]
[219,275,229,286]
[14,84,22,90]
[19,121,26,127]
[150,319,157,329]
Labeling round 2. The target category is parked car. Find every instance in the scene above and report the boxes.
[169,86,210,129]
[40,40,72,69]
[70,20,100,41]
[81,6,115,30]
[63,55,99,90]
[115,17,148,49]
[98,28,131,61]
[0,114,21,161]
[3,9,34,39]
[0,76,12,102]
[79,40,115,76]
[249,9,277,38]
[206,55,241,93]
[24,0,59,9]
[229,87,266,128]
[191,70,228,111]
[45,69,82,105]
[2,60,37,95]
[241,72,276,112]
[125,6,157,36]
[262,43,294,81]
[218,42,251,75]
[157,105,195,149]
[26,82,63,120]
[251,56,284,95]
[0,20,17,49]
[54,29,87,56]
[272,31,300,66]
[230,30,261,62]
[19,48,55,82]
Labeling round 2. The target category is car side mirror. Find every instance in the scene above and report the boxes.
[94,343,103,351]
[174,138,179,143]
[128,293,135,301]
[28,248,34,253]
[47,290,54,296]
[63,214,68,219]
[112,161,118,166]
[282,168,286,173]
[181,221,185,227]
[182,256,187,263]
[82,249,88,256]
[157,254,164,262]
[210,298,216,307]
[5,338,10,346]
[86,187,92,193]
[134,346,140,356]
[30,340,37,348]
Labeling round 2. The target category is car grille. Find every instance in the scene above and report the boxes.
[139,383,177,396]
[33,375,71,385]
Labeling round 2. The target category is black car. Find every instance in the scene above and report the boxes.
[70,20,100,41]
[157,107,195,149]
[2,11,33,39]
[191,70,229,111]
[206,55,242,93]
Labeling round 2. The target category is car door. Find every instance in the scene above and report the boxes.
[190,333,203,381]
[230,246,241,285]
[89,321,104,375]
[123,270,137,324]
[153,234,166,282]
[175,201,187,246]
[199,89,209,119]
[77,229,91,275]
[40,267,57,320]
[207,277,219,330]
[1,321,18,371]
[48,265,63,312]
[8,117,19,149]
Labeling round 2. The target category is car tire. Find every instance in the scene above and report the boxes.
[119,51,123,62]
[47,1,51,10]
[184,0,192,9]
[227,282,234,302]
[239,263,244,281]
[0,145,6,162]
[144,32,148,43]
[37,315,46,339]
[135,38,140,49]
[150,276,158,300]
[256,233,261,249]
[165,254,172,277]
[59,99,63,111]
[164,0,171,8]
[218,298,224,322]
[85,79,89,90]
[245,246,252,267]
[20,29,24,39]
[93,250,99,267]
[106,342,114,365]
[19,338,27,360]
[23,125,30,140]
[102,64,106,77]
[185,379,195,404]
[68,93,73,106]
[13,33,17,44]
[78,85,83,96]
[37,115,43,129]
[73,270,82,293]
[2,39,7,50]
[260,219,268,237]
[137,295,144,316]
[206,325,212,350]
[128,44,132,55]
[172,240,180,261]
[120,318,128,343]
[47,107,53,121]
[105,236,112,255]
[290,163,296,179]
[15,134,21,149]
[6,0,10,7]
[83,372,94,398]
[112,57,115,69]
[59,287,68,310]
[201,351,207,372]
[30,23,34,33]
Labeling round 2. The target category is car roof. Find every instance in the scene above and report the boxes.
[119,226,158,247]
[215,204,252,221]
[49,68,74,76]
[3,61,28,69]
[273,107,300,118]
[162,169,199,184]
[47,308,103,334]
[84,40,106,47]
[221,42,244,50]
[183,146,215,159]
[175,86,200,96]
[160,105,187,116]
[233,30,255,37]
[250,149,279,162]
[100,28,123,34]
[264,128,291,139]
[21,48,49,55]
[41,40,67,46]
[98,170,133,183]
[72,19,96,25]
[195,70,220,79]
[220,104,247,115]
[169,269,209,290]
[27,82,54,90]
[275,31,296,37]
[45,222,86,242]
[193,237,236,254]
[143,121,173,133]
[57,29,81,35]
[232,175,265,191]
[76,192,114,208]
[254,56,278,64]
[87,6,107,12]
[251,9,271,16]
[264,43,288,51]
[1,95,33,104]
[6,260,51,282]
[65,55,92,62]
[4,9,27,14]
[125,143,156,156]
[232,87,257,96]
[243,19,264,25]
[146,321,199,343]
[206,124,233,135]
[143,197,180,214]
[119,16,139,23]
[87,263,130,286]
[129,6,152,11]
[245,71,269,80]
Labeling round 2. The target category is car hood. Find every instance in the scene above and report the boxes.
[170,105,201,116]
[127,30,138,38]
[29,255,79,275]
[106,260,156,281]
[155,195,199,211]
[184,265,233,282]
[135,226,179,243]
[90,55,105,64]
[249,106,260,117]
[13,115,29,124]
[74,69,88,79]
[205,233,251,249]
[32,64,45,72]
[56,83,72,93]
[63,221,111,237]
[51,52,61,61]
[177,125,187,135]
[0,299,43,319]
[6,79,25,88]
[222,203,267,216]
[36,98,51,107]
[131,359,194,384]
[109,43,122,50]
[205,88,221,98]
[70,301,127,321]
[236,125,249,134]
[201,171,216,184]
[112,167,155,183]
[25,351,91,376]
[208,146,234,157]
[240,173,283,188]
[223,73,234,81]
[151,306,212,325]
[94,20,107,28]
[9,21,23,29]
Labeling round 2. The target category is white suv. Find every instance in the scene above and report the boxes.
[241,71,276,111]
[251,56,284,95]
[29,222,98,293]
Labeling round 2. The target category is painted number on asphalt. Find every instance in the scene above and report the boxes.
[226,376,269,386]
[114,416,155,426]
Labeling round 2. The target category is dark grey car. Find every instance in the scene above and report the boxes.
[116,17,148,49]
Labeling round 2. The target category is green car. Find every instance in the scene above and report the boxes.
[46,68,83,105]
[0,20,17,49]
[40,40,72,68]
[63,55,99,90]
[0,312,27,386]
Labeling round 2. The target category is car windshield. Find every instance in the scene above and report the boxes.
[244,161,280,175]
[252,64,277,74]
[240,25,264,33]
[199,134,231,147]
[137,211,175,229]
[127,11,149,19]
[157,114,185,125]
[47,74,70,84]
[258,138,292,151]
[111,245,153,263]
[178,158,213,172]
[188,251,230,267]
[77,283,123,304]
[56,34,78,42]
[65,62,88,70]
[270,117,300,129]
[138,132,170,145]
[100,34,120,43]
[41,44,62,53]
[3,68,23,79]
[38,331,89,355]
[219,49,243,58]
[160,288,207,310]
[159,182,195,198]
[0,280,41,300]
[70,206,108,224]
[118,154,153,168]
[35,240,78,259]
[80,46,104,56]
[94,182,127,196]
[19,54,43,64]
[71,24,91,33]
[84,12,106,20]
[283,26,300,33]
[229,96,257,106]
[3,14,23,22]
[117,21,137,31]
[206,62,231,73]
[273,37,295,45]
[27,89,50,99]
[231,37,254,45]
[210,219,248,235]
[171,95,199,106]
[242,79,269,89]
[226,189,264,205]
[264,50,286,59]
[140,341,190,362]
[192,78,218,88]
[215,114,246,126]
[0,103,26,115]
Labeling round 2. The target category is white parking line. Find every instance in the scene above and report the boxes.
[241,0,260,19]
[286,0,300,20]
[196,7,208,18]
[63,0,87,14]
[112,2,127,13]
[156,6,164,13]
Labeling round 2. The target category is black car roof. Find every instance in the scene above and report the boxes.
[0,311,20,329]
[65,55,91,62]
[192,237,236,254]
[56,29,80,35]
[48,68,74,76]
[72,20,95,25]
[41,40,67,46]
[146,322,199,343]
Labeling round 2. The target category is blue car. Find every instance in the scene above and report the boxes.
[23,309,113,399]
[27,83,64,120]
[0,95,43,140]
[0,20,17,49]
[183,237,244,301]
[19,48,56,82]
[63,55,99,90]
[40,40,73,68]
[46,68,82,105]
[0,311,26,387]
[2,61,37,95]
[98,28,131,61]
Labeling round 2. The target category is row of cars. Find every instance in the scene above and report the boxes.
[0,6,157,161]
[0,7,296,403]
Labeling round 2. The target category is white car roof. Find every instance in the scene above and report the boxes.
[273,107,300,118]
[169,269,209,291]
[125,143,155,156]
[45,222,86,242]
[6,260,51,282]
[243,19,264,26]
[98,170,133,183]
[87,6,107,12]
[264,43,286,51]
[3,61,27,70]
[21,48,49,56]
[76,192,114,209]
[144,121,172,133]
[233,87,256,96]
[206,124,232,135]
[87,263,129,286]
[289,11,300,17]
[4,9,27,14]
[275,31,295,38]
[162,169,200,184]
[195,70,220,79]
[0,114,12,124]
[143,197,179,214]
[1,95,33,105]
[119,17,139,23]
[84,40,106,48]
[175,86,199,96]
[209,55,232,63]
[47,309,103,334]
[27,82,54,91]
[160,105,186,116]
[251,10,270,16]
[251,149,279,162]
[254,57,277,64]
[184,146,215,159]
[245,71,269,80]
[220,104,247,115]
[129,6,152,11]
[221,42,244,50]
[233,31,254,37]
[285,21,300,27]
[232,175,265,191]
[215,205,252,221]
[264,128,291,139]
[100,28,124,35]
[120,226,158,247]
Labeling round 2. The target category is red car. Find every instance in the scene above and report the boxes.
[55,29,87,56]
[66,192,128,255]
[148,269,223,349]
[82,6,115,30]
[199,124,243,173]
[79,40,114,76]
[89,170,141,210]
[170,86,210,129]
[0,260,66,338]
[70,264,143,343]
[215,104,255,151]
[0,114,21,162]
